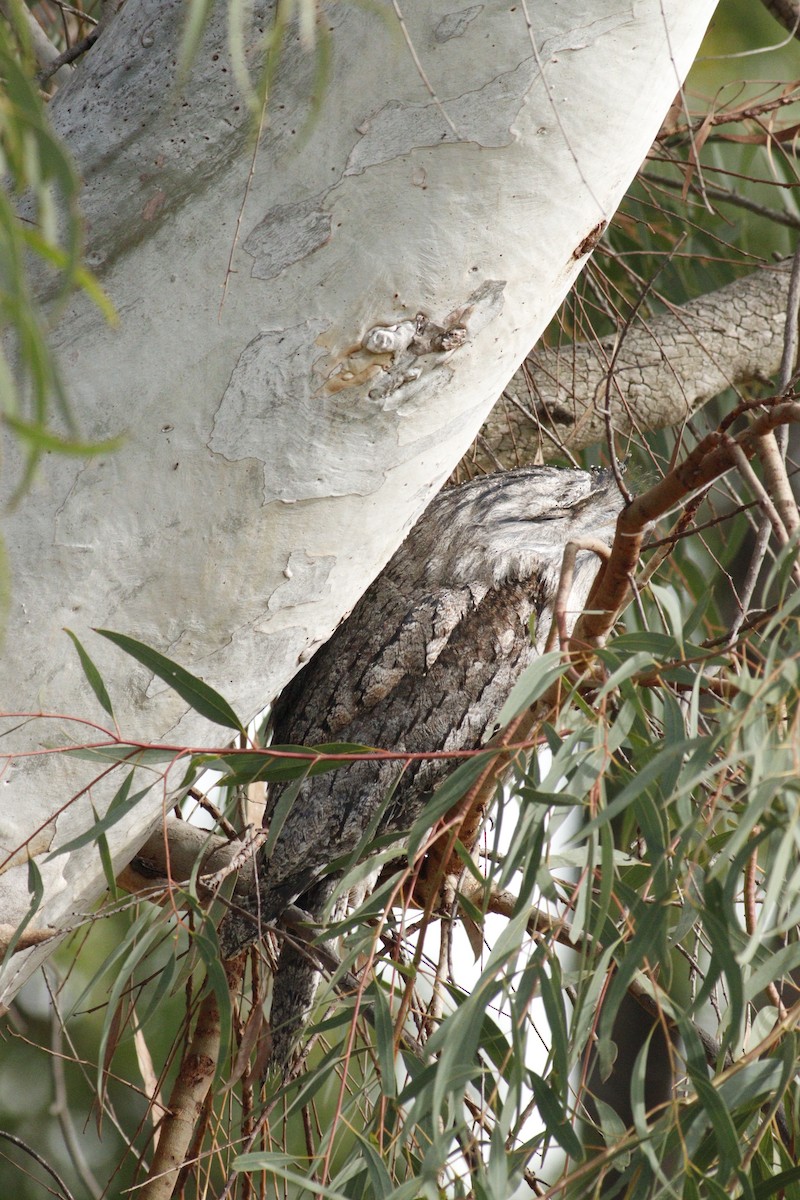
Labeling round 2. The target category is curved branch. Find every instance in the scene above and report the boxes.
[474,261,792,468]
[572,397,800,651]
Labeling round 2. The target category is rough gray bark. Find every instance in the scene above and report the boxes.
[472,260,791,470]
[219,466,623,1070]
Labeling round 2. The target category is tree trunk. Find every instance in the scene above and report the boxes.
[0,0,717,1004]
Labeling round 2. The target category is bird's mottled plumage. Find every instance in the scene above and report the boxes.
[219,466,622,1068]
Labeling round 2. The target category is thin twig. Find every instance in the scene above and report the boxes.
[219,96,269,317]
[729,242,800,641]
[644,171,800,231]
[760,0,800,42]
[0,1129,76,1200]
[545,537,611,654]
[729,442,793,551]
[743,846,787,1019]
[777,242,800,395]
[46,972,103,1199]
[573,398,800,652]
[140,957,244,1200]
[37,28,99,83]
[753,432,800,537]
[49,1,99,25]
[390,0,459,138]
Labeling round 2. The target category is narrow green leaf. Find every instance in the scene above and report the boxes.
[46,773,154,859]
[407,752,495,860]
[354,1132,394,1199]
[193,931,233,1083]
[369,982,397,1099]
[94,807,119,897]
[96,919,166,1100]
[232,1155,349,1198]
[695,878,745,1051]
[64,627,115,719]
[261,772,308,859]
[218,743,375,786]
[66,745,181,767]
[753,1165,800,1199]
[1,858,47,968]
[3,413,124,456]
[491,652,567,730]
[630,1034,674,1184]
[536,960,568,1082]
[528,1071,583,1160]
[95,628,244,732]
[179,0,214,77]
[64,907,164,1022]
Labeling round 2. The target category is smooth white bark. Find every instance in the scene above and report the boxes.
[0,0,716,1002]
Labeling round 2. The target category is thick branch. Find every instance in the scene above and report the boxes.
[141,958,243,1200]
[118,821,255,898]
[760,0,800,39]
[473,261,791,468]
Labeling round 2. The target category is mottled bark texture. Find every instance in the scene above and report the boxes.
[472,261,790,471]
[219,466,624,1070]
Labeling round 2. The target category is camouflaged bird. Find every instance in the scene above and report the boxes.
[219,466,623,1069]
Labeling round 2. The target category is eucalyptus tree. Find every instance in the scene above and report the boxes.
[0,0,717,1005]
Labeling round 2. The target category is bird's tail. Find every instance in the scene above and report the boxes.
[268,940,325,1076]
[265,878,339,1077]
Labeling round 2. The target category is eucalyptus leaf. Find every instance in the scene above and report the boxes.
[96,628,244,732]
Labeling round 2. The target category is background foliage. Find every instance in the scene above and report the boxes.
[3,0,800,1198]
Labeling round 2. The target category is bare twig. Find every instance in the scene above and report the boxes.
[743,845,787,1019]
[0,923,58,955]
[644,171,800,231]
[119,820,257,900]
[475,261,794,473]
[546,537,612,654]
[729,243,800,639]
[390,0,459,138]
[47,973,103,1199]
[753,433,800,537]
[37,28,99,83]
[728,518,774,646]
[0,0,74,86]
[729,442,795,558]
[0,1129,76,1200]
[777,243,800,396]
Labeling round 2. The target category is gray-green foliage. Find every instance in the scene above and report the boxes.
[20,574,800,1198]
[3,0,800,1197]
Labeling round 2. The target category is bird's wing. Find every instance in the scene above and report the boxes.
[260,574,543,912]
[270,578,477,746]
